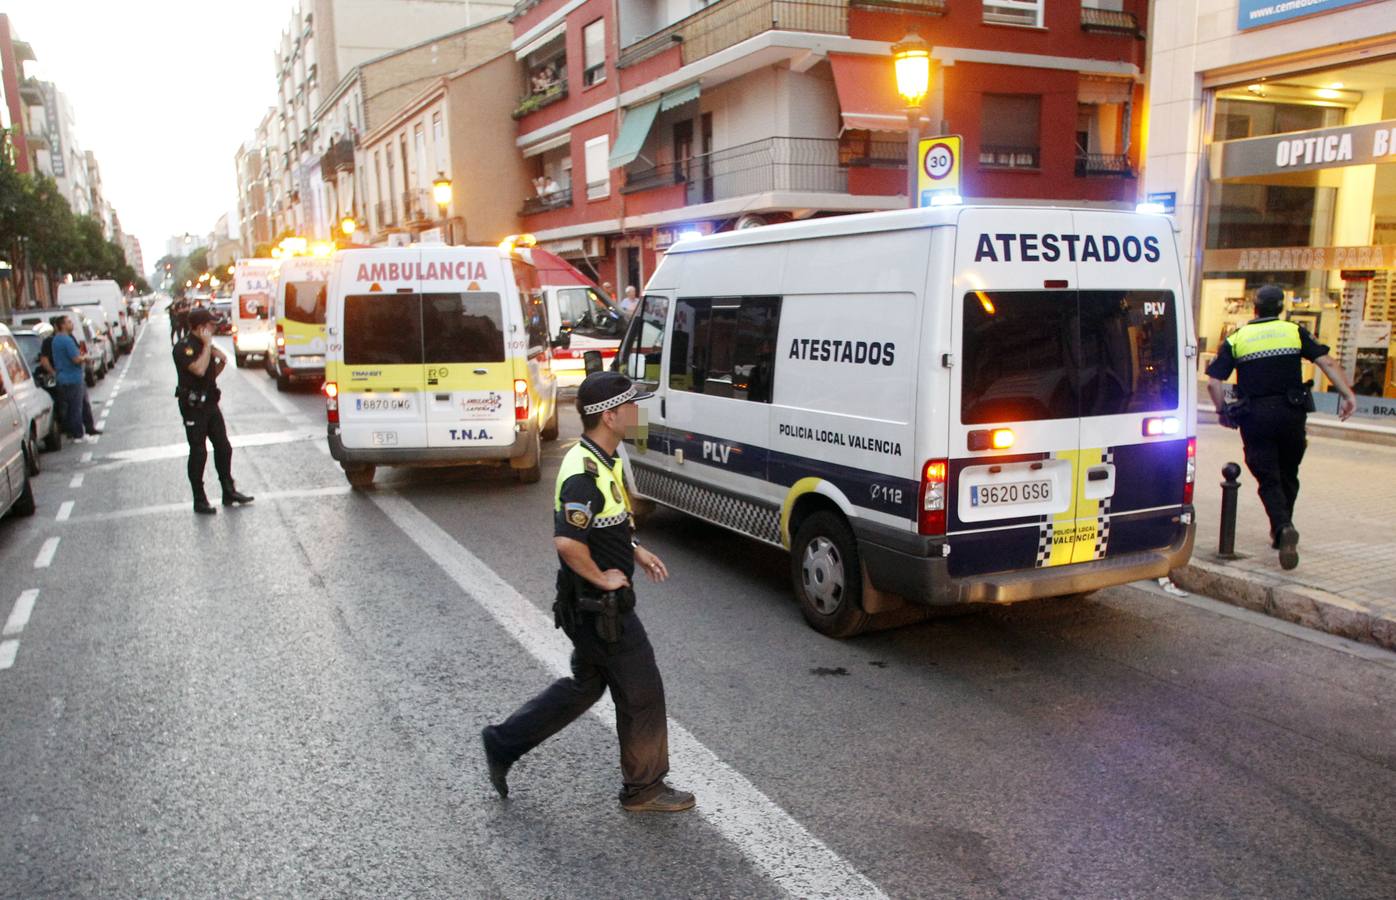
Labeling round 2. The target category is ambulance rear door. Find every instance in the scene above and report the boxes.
[336,251,427,451]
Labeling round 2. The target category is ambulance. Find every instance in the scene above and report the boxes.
[266,256,331,390]
[323,242,561,488]
[519,245,626,384]
[615,205,1197,637]
[231,258,279,367]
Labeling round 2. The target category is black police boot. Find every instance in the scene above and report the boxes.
[193,494,217,515]
[222,483,255,506]
[480,727,511,799]
[1276,524,1299,571]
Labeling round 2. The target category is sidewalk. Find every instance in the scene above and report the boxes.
[1173,421,1396,651]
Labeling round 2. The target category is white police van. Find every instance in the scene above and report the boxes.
[616,205,1196,637]
[323,243,561,488]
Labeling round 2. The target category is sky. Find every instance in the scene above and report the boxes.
[9,0,297,274]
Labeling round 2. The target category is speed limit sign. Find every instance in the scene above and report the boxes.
[917,134,962,206]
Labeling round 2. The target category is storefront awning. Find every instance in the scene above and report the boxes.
[660,82,701,111]
[1079,75,1133,105]
[608,84,703,168]
[830,52,914,133]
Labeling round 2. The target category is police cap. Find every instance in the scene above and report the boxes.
[577,371,653,415]
[189,308,217,328]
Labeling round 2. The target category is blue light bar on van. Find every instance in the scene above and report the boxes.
[678,229,703,242]
[1135,202,1167,215]
[929,192,962,207]
[1142,416,1180,437]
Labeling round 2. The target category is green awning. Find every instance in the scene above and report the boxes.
[607,99,661,169]
[659,82,701,111]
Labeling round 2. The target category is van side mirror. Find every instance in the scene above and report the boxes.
[583,350,604,374]
[551,331,572,351]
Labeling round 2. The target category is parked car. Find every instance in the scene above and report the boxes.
[0,358,37,520]
[212,299,234,335]
[9,327,62,454]
[71,316,106,386]
[70,306,116,375]
[0,323,55,477]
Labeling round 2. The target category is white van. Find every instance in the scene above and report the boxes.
[323,243,561,488]
[57,280,132,354]
[266,256,330,390]
[514,245,626,383]
[616,205,1197,637]
[231,259,279,367]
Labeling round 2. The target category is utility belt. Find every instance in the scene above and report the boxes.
[1229,380,1315,420]
[175,387,219,410]
[553,569,636,644]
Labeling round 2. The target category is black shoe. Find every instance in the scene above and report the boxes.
[1276,524,1299,571]
[193,499,217,515]
[620,783,696,813]
[481,727,510,799]
[87,428,103,436]
[222,488,254,506]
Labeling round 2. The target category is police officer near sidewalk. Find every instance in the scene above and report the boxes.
[481,371,695,813]
[174,307,254,515]
[1206,284,1356,570]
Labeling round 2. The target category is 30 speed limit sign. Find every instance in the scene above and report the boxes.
[917,134,962,207]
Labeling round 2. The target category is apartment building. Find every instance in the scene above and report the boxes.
[510,0,1147,291]
[266,0,512,242]
[121,234,145,280]
[31,82,95,217]
[0,14,42,174]
[235,130,274,255]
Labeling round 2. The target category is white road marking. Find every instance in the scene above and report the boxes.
[241,363,299,416]
[0,640,17,670]
[69,473,84,488]
[55,501,74,522]
[66,485,353,525]
[80,452,93,463]
[33,537,60,569]
[3,589,39,637]
[369,492,886,900]
[86,429,321,472]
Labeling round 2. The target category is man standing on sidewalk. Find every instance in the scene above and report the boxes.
[1206,284,1357,570]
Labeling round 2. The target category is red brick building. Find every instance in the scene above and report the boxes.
[508,0,1148,292]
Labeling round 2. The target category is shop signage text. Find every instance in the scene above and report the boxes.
[1203,245,1396,273]
[1237,0,1371,31]
[1213,118,1396,179]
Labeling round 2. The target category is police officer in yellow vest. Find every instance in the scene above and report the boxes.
[482,371,696,813]
[1206,285,1356,570]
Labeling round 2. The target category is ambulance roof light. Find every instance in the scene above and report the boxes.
[498,233,538,255]
[1136,202,1167,215]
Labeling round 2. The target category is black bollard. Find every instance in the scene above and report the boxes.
[1217,462,1242,560]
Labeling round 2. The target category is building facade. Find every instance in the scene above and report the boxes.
[0,14,42,174]
[510,0,1148,292]
[1144,0,1396,416]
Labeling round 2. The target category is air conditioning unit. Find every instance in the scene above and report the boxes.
[581,236,605,257]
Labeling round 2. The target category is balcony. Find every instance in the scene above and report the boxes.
[849,0,945,14]
[1075,152,1134,178]
[521,187,573,215]
[319,137,355,181]
[618,0,849,70]
[375,200,397,229]
[979,144,1040,170]
[621,135,901,203]
[403,189,436,225]
[513,77,568,120]
[1081,7,1141,37]
[19,77,43,106]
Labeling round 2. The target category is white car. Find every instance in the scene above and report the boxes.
[0,323,56,476]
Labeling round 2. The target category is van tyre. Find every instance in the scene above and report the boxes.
[43,416,62,452]
[541,402,559,441]
[791,511,870,638]
[85,369,96,387]
[514,431,542,483]
[275,370,290,392]
[24,434,40,476]
[12,468,36,517]
[235,352,247,368]
[343,464,375,490]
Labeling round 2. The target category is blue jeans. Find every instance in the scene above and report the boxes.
[58,382,88,438]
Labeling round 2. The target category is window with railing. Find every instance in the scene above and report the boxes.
[618,0,849,70]
[621,136,897,200]
[515,37,567,119]
[983,0,1043,27]
[980,94,1041,169]
[523,149,573,215]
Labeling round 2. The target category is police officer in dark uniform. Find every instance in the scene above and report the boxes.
[174,308,254,515]
[1206,284,1356,569]
[171,297,190,345]
[481,372,695,813]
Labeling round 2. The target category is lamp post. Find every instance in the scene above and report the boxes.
[892,31,931,209]
[432,172,453,244]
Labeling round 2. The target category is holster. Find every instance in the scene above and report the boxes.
[575,586,636,644]
[1287,380,1316,412]
[177,388,211,410]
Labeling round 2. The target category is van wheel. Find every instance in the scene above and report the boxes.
[12,467,36,517]
[541,402,559,441]
[44,416,62,452]
[85,369,96,387]
[235,352,247,368]
[275,371,290,392]
[344,464,375,490]
[24,434,40,476]
[516,461,542,484]
[791,511,870,638]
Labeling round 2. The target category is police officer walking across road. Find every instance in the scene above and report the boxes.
[1206,284,1356,570]
[482,371,695,813]
[174,307,254,515]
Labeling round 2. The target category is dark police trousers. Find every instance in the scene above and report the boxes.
[487,609,670,803]
[180,398,233,499]
[1238,396,1307,538]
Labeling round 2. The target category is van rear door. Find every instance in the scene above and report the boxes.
[336,253,426,451]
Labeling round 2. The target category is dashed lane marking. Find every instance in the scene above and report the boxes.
[69,474,84,489]
[3,589,39,637]
[369,492,888,900]
[55,501,73,522]
[33,537,60,569]
[0,640,17,670]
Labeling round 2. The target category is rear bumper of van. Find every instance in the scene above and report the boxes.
[855,514,1195,607]
[327,424,535,467]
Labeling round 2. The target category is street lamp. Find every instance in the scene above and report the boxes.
[892,31,931,208]
[432,172,452,243]
[340,216,357,238]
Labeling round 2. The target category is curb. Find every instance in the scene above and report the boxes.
[1171,559,1396,652]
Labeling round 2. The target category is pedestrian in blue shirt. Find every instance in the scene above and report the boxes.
[53,316,100,442]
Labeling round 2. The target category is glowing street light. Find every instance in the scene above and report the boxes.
[340,216,357,237]
[891,31,932,208]
[432,172,453,243]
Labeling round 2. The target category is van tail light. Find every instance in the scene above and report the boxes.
[514,378,530,421]
[323,381,339,423]
[1143,416,1181,436]
[919,458,948,536]
[1183,437,1197,505]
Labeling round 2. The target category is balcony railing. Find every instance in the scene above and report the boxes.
[512,77,568,120]
[319,137,354,181]
[621,136,901,202]
[979,144,1040,170]
[521,187,573,215]
[1075,152,1135,178]
[403,189,435,224]
[618,0,849,70]
[1081,7,1141,36]
[850,0,945,14]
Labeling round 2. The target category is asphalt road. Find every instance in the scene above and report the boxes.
[2,314,1394,899]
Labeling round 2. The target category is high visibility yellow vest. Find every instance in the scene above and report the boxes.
[1226,318,1303,363]
[555,441,632,529]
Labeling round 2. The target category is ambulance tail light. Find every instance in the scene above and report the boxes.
[323,381,339,423]
[275,324,286,349]
[1183,437,1197,505]
[514,378,530,421]
[919,459,948,536]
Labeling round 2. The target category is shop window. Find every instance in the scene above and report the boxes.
[583,19,606,87]
[983,0,1043,28]
[980,95,1041,169]
[668,297,781,403]
[1212,98,1342,142]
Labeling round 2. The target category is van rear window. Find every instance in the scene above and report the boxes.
[344,292,504,365]
[961,290,1178,424]
[285,282,327,324]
